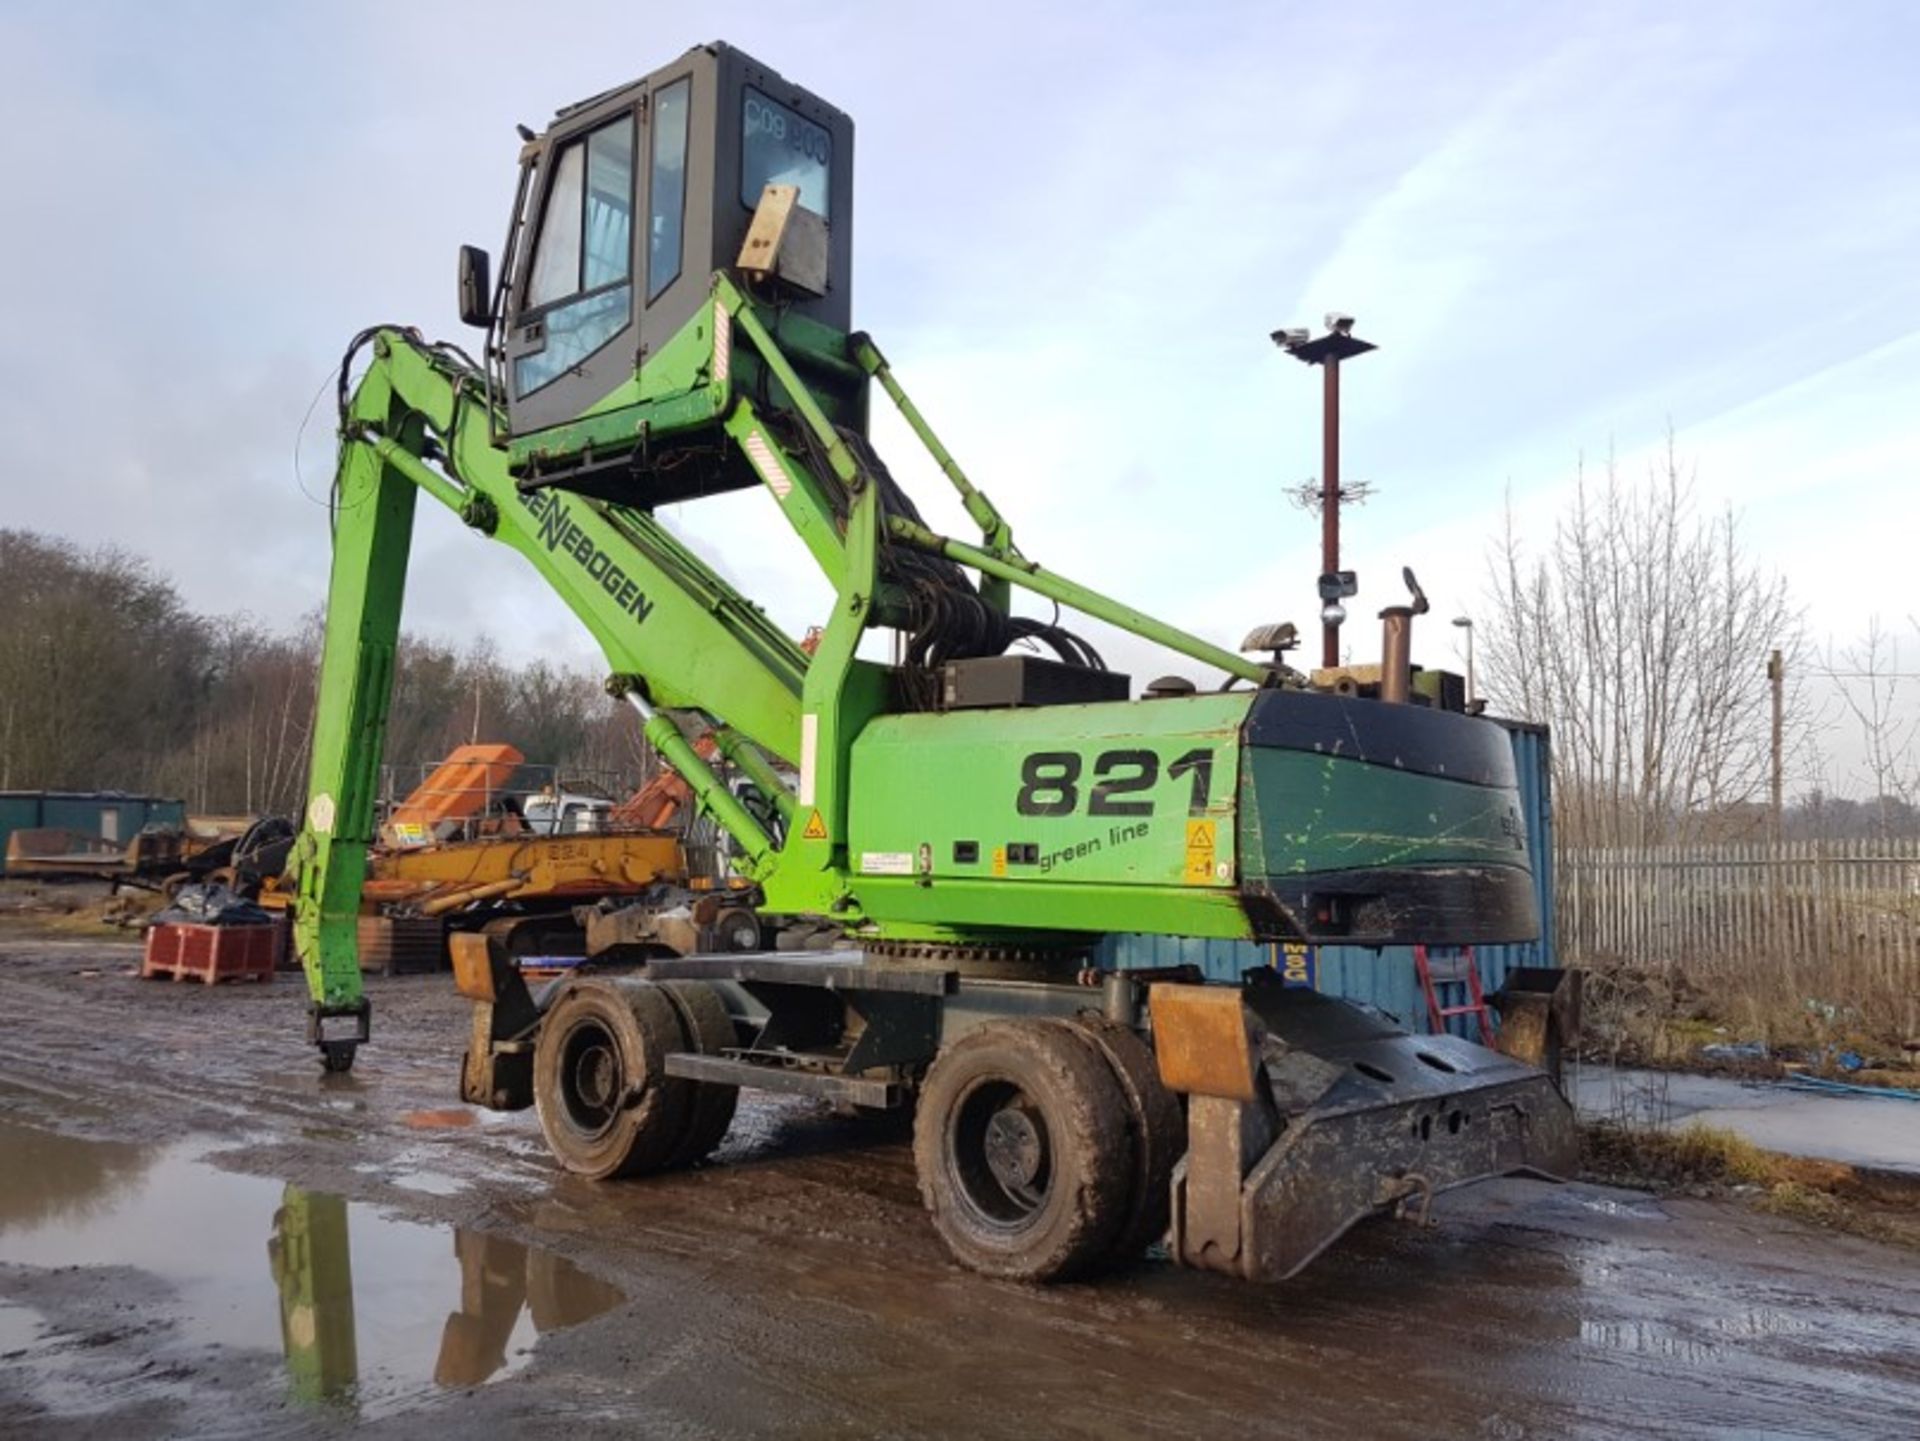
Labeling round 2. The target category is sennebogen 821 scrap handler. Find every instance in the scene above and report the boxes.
[290,41,1579,1284]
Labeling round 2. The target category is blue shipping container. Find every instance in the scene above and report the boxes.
[1100,720,1554,1034]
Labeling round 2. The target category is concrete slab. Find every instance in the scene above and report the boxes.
[1573,1064,1920,1175]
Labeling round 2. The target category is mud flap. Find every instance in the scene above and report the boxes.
[1152,983,1579,1282]
[451,931,541,1110]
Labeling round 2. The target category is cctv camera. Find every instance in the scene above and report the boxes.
[1271,327,1311,349]
[1324,312,1355,334]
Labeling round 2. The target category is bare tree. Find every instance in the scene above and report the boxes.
[1818,616,1920,838]
[1483,437,1805,846]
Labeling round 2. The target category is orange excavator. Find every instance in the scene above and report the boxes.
[313,741,788,963]
[253,745,690,962]
[341,744,689,921]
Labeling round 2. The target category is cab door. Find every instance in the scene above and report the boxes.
[504,105,638,436]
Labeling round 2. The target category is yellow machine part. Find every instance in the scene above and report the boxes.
[361,831,686,915]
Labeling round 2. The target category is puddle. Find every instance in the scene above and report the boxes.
[391,1169,468,1197]
[0,1119,623,1419]
[1575,1195,1666,1221]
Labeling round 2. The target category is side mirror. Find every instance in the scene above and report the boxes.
[457,245,492,328]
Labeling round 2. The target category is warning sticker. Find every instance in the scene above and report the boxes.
[801,809,828,841]
[1183,819,1217,885]
[307,792,336,837]
[860,852,914,876]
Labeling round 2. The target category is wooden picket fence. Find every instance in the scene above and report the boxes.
[1557,839,1920,984]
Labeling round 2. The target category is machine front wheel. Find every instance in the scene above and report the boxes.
[912,1019,1134,1282]
[532,979,693,1180]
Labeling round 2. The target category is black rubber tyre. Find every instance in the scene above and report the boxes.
[1069,1015,1187,1261]
[533,978,693,1180]
[656,979,740,1167]
[912,1019,1134,1282]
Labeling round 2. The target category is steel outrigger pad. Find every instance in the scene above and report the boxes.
[1151,981,1579,1282]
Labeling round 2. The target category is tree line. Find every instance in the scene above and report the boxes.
[0,529,645,818]
[1481,440,1917,845]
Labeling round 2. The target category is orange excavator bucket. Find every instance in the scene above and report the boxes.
[382,744,524,847]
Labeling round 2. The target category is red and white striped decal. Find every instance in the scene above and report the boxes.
[743,431,792,499]
[713,301,731,386]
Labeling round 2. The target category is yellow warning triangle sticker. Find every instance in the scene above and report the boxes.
[801,809,828,841]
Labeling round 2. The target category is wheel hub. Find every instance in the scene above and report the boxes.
[575,1043,618,1110]
[983,1102,1047,1195]
[558,1021,624,1132]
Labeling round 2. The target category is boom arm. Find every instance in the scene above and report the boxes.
[291,287,1266,1067]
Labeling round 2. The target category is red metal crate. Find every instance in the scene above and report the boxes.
[143,922,278,985]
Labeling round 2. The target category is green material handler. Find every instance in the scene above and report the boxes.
[290,42,1580,1283]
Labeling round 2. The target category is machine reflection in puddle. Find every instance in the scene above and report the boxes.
[0,1119,623,1418]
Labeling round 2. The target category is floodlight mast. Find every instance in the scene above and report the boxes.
[1273,315,1377,668]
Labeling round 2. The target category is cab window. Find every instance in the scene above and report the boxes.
[647,79,691,300]
[516,115,635,395]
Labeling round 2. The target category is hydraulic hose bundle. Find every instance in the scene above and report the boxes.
[767,409,1106,705]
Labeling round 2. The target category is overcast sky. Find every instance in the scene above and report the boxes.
[1,1,1915,793]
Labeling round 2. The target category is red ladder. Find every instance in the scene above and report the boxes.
[1414,944,1494,1043]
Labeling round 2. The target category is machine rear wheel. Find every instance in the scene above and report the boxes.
[913,1019,1133,1281]
[533,978,692,1179]
[656,979,740,1167]
[1070,1016,1186,1262]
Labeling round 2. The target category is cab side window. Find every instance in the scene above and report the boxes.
[515,115,635,396]
[647,79,691,300]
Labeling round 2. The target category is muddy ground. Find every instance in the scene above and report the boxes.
[1,925,1917,1440]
